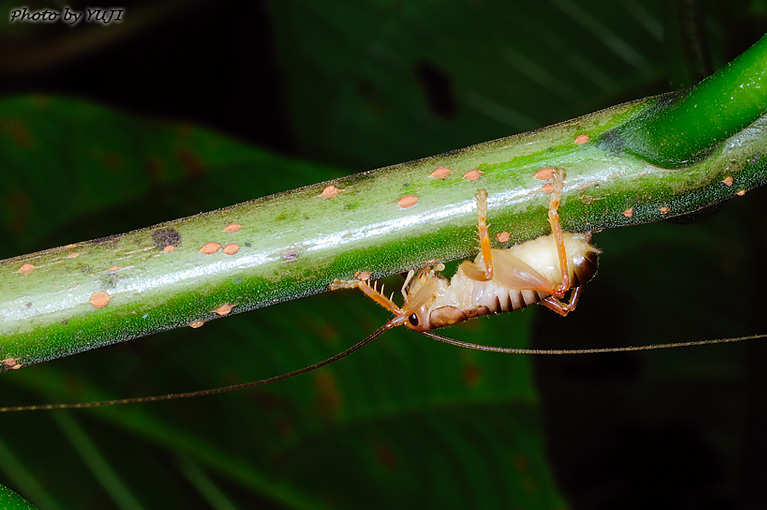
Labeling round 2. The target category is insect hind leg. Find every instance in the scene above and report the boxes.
[547,168,570,298]
[539,286,582,317]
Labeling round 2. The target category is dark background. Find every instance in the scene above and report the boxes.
[0,1,766,508]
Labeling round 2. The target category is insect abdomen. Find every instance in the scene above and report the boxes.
[427,232,599,328]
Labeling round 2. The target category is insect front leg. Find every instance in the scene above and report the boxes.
[329,278,408,327]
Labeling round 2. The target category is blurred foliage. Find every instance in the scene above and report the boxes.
[0,1,765,509]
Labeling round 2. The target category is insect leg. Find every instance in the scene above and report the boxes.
[475,189,494,280]
[329,278,406,321]
[538,285,582,316]
[547,168,570,298]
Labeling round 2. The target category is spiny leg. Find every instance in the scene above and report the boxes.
[329,279,408,327]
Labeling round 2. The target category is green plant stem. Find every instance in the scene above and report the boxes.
[607,33,767,167]
[2,42,767,372]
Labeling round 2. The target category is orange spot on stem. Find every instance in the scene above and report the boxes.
[463,169,483,181]
[722,176,734,186]
[215,303,233,316]
[322,185,340,198]
[574,134,590,145]
[224,222,242,233]
[67,252,80,258]
[622,208,635,218]
[397,195,418,208]
[19,263,34,274]
[109,266,120,272]
[496,231,511,243]
[737,189,746,196]
[540,183,554,193]
[199,242,222,254]
[90,291,111,309]
[659,206,670,215]
[535,167,555,180]
[163,245,175,253]
[223,243,240,255]
[189,321,205,328]
[430,166,451,179]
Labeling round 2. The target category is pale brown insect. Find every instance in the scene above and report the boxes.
[329,168,600,333]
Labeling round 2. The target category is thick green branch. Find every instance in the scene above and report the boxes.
[2,39,767,372]
[607,34,767,167]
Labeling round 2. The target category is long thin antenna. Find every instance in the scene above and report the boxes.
[0,325,391,413]
[420,330,767,354]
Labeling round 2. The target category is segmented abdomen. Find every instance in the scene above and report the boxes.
[427,232,599,328]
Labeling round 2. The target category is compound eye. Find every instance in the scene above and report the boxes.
[408,313,419,326]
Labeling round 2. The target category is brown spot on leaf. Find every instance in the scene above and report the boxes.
[146,157,165,181]
[322,185,340,198]
[200,242,222,254]
[463,169,483,181]
[430,166,451,179]
[215,303,233,316]
[313,371,342,416]
[104,152,121,171]
[622,208,635,218]
[462,364,482,387]
[3,357,18,368]
[5,189,31,236]
[372,442,399,471]
[496,231,511,243]
[540,183,554,194]
[109,266,120,272]
[574,134,590,145]
[397,194,418,208]
[152,228,181,250]
[90,291,110,309]
[535,167,555,180]
[659,206,670,215]
[722,176,734,186]
[19,263,34,274]
[67,252,79,258]
[163,245,175,253]
[8,120,31,147]
[224,222,242,233]
[177,148,204,177]
[223,243,240,255]
[737,189,746,196]
[189,321,205,328]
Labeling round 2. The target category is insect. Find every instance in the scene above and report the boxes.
[329,167,600,332]
[0,168,760,412]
